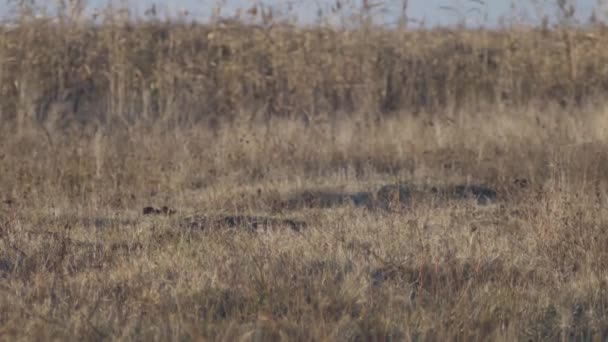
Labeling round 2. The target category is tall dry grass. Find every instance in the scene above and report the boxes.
[2,2,608,341]
[1,2,608,133]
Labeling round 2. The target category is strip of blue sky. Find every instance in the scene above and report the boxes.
[0,0,602,26]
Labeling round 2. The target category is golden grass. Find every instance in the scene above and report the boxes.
[2,9,608,130]
[2,4,608,341]
[3,105,608,340]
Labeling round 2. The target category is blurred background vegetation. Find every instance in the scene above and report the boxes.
[1,0,607,133]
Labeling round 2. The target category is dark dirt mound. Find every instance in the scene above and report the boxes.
[181,215,307,232]
[431,185,498,205]
[282,184,411,211]
[143,206,177,216]
[452,185,497,204]
[141,205,306,232]
[283,190,354,210]
[281,182,497,211]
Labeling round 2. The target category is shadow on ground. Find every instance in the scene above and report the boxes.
[137,182,499,234]
[280,183,497,211]
[142,206,307,232]
[179,214,307,232]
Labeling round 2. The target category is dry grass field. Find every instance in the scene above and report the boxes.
[2,2,608,341]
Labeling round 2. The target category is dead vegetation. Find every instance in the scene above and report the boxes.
[2,3,608,132]
[2,1,608,341]
[3,103,608,340]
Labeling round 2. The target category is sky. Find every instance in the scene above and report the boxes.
[0,0,603,27]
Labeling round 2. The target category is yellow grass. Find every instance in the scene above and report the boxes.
[2,4,608,341]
